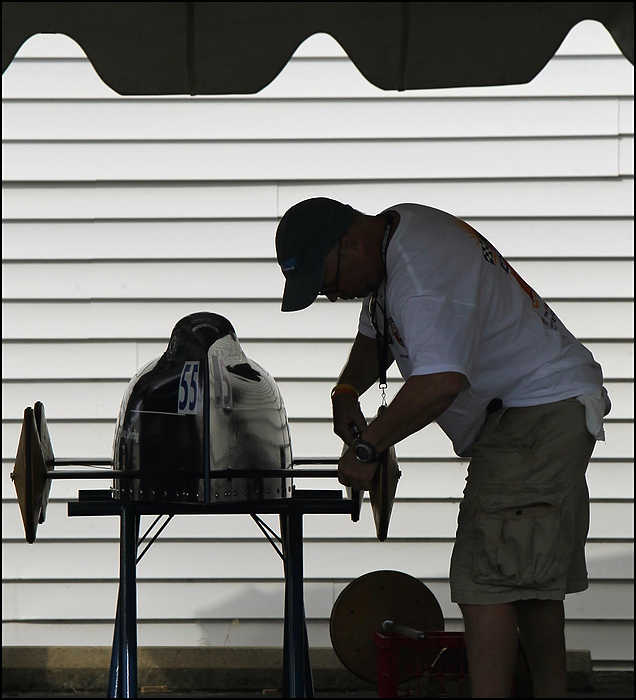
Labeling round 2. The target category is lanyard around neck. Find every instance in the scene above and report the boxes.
[381,216,392,277]
[377,216,393,404]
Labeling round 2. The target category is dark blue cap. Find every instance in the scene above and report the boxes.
[275,197,356,311]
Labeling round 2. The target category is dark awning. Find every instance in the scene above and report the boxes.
[2,2,633,95]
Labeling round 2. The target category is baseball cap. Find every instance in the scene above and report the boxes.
[276,197,356,311]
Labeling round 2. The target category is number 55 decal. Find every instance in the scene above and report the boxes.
[178,361,201,414]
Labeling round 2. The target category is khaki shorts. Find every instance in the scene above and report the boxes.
[450,397,596,605]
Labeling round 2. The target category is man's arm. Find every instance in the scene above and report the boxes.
[336,331,394,395]
[331,332,394,445]
[362,372,468,453]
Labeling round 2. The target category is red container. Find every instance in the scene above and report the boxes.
[375,630,468,698]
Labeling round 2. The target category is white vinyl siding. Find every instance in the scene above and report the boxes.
[2,20,633,671]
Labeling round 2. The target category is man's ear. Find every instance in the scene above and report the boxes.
[340,231,363,253]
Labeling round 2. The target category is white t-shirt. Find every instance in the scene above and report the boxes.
[358,203,606,457]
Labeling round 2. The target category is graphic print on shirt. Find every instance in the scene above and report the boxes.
[389,318,406,348]
[455,218,558,331]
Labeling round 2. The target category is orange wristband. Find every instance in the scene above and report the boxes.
[331,383,359,400]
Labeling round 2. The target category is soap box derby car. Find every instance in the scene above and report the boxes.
[11,312,400,543]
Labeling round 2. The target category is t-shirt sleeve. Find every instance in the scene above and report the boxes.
[357,296,376,339]
[398,294,479,382]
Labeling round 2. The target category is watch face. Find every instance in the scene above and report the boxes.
[355,442,373,462]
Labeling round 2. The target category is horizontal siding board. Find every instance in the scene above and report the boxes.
[0,220,285,259]
[2,340,634,381]
[2,500,633,541]
[2,580,339,621]
[2,219,634,261]
[2,380,125,420]
[1,138,623,180]
[3,56,633,99]
[620,98,634,133]
[585,461,635,499]
[620,135,634,175]
[2,379,633,421]
[2,259,634,300]
[2,260,634,299]
[0,299,364,340]
[8,22,625,60]
[2,301,633,340]
[562,582,634,620]
[2,541,632,581]
[2,184,279,220]
[3,180,633,220]
[1,619,633,664]
[1,341,139,379]
[559,622,634,664]
[3,459,633,502]
[3,580,631,622]
[2,340,633,381]
[0,540,461,581]
[1,419,633,461]
[276,180,635,218]
[1,469,115,501]
[1,99,627,140]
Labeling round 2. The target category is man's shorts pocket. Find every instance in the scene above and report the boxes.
[471,488,570,588]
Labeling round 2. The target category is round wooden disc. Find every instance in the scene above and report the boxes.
[329,570,444,684]
[369,444,400,540]
[34,401,54,524]
[11,407,46,543]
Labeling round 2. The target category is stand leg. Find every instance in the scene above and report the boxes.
[280,515,290,698]
[119,505,139,698]
[110,516,139,698]
[282,511,314,698]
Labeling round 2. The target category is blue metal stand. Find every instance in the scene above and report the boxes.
[70,491,351,699]
[280,511,314,698]
[108,507,139,698]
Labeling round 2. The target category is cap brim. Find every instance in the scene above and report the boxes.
[281,263,325,312]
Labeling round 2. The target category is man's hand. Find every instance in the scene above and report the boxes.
[338,446,378,491]
[332,393,367,445]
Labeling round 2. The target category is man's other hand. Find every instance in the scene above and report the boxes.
[337,446,378,490]
[332,393,367,445]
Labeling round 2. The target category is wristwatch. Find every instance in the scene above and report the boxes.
[352,438,379,463]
